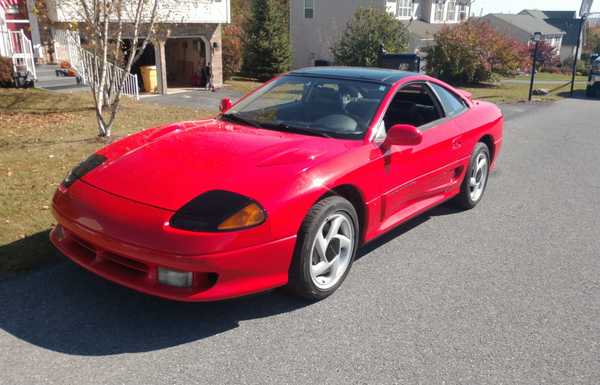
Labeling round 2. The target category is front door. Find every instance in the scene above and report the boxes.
[379,82,460,222]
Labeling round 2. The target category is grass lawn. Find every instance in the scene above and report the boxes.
[0,89,213,273]
[461,81,587,103]
[509,72,587,82]
[225,76,264,94]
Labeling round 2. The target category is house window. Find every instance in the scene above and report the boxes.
[398,0,413,18]
[447,1,456,21]
[434,2,445,22]
[304,0,314,19]
[5,5,20,14]
[458,4,468,21]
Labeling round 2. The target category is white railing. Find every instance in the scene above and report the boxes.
[0,28,37,80]
[53,29,139,100]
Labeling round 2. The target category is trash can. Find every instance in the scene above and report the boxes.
[140,65,157,93]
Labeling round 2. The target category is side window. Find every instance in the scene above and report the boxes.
[430,83,467,117]
[383,83,443,130]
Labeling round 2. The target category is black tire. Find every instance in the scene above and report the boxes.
[286,196,359,301]
[586,86,594,98]
[453,142,491,210]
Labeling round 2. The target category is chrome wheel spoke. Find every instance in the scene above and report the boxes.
[312,260,332,276]
[468,152,489,202]
[326,216,343,241]
[315,232,328,261]
[336,234,352,251]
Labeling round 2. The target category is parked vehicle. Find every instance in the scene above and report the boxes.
[50,67,503,302]
[586,55,600,98]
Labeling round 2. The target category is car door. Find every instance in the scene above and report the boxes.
[380,82,464,221]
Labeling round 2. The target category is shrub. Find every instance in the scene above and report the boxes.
[0,57,14,87]
[332,8,409,67]
[424,20,528,84]
[241,0,291,81]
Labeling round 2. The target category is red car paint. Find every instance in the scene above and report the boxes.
[50,69,503,301]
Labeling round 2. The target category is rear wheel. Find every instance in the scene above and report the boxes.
[586,86,594,98]
[287,196,359,300]
[454,142,490,210]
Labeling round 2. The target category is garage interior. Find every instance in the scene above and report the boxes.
[165,38,208,88]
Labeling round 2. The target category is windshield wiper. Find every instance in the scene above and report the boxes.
[266,123,332,138]
[220,113,263,128]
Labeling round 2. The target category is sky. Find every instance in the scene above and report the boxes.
[471,0,600,16]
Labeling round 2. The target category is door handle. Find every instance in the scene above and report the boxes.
[452,138,462,150]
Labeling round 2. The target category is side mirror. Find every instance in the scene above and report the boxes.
[220,98,233,113]
[384,124,423,147]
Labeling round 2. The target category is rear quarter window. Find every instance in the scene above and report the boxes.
[430,83,467,117]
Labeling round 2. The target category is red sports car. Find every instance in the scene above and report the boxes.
[50,67,503,301]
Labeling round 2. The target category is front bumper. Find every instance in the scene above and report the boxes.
[50,182,296,302]
[588,74,600,87]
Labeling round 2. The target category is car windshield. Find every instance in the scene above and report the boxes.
[221,75,389,139]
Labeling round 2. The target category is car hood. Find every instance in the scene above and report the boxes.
[83,119,354,210]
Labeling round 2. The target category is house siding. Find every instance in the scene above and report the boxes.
[290,0,471,68]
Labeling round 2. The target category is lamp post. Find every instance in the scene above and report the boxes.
[570,15,587,96]
[528,32,542,102]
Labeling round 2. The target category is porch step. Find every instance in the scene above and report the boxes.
[35,64,87,92]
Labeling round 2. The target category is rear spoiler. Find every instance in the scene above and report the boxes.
[455,89,473,102]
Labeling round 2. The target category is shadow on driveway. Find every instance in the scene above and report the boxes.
[0,204,462,356]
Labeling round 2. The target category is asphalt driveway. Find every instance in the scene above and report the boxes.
[1,98,599,385]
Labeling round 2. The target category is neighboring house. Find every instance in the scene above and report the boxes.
[44,0,230,93]
[519,9,582,63]
[0,0,43,59]
[290,0,471,69]
[482,13,565,59]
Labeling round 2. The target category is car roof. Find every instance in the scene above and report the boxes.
[287,66,417,85]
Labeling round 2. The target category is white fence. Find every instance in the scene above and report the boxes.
[0,27,37,80]
[53,29,139,100]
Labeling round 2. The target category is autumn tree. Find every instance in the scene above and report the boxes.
[530,40,559,70]
[425,20,528,84]
[222,0,250,79]
[332,8,409,67]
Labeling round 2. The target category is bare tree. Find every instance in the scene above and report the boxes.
[61,0,160,137]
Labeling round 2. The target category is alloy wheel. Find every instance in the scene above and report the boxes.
[468,152,489,202]
[309,212,354,290]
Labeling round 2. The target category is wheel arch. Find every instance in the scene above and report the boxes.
[479,134,495,162]
[318,184,367,244]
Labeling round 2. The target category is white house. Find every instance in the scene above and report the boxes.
[44,0,231,93]
[290,0,471,68]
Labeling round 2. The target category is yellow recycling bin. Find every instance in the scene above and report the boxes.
[140,65,157,93]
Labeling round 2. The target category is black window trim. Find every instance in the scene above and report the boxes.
[379,80,447,133]
[427,81,469,119]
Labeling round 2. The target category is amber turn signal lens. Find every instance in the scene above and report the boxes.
[218,203,266,230]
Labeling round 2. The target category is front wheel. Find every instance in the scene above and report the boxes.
[287,196,359,300]
[453,142,491,210]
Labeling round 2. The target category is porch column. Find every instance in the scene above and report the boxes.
[154,39,168,95]
[209,25,223,88]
